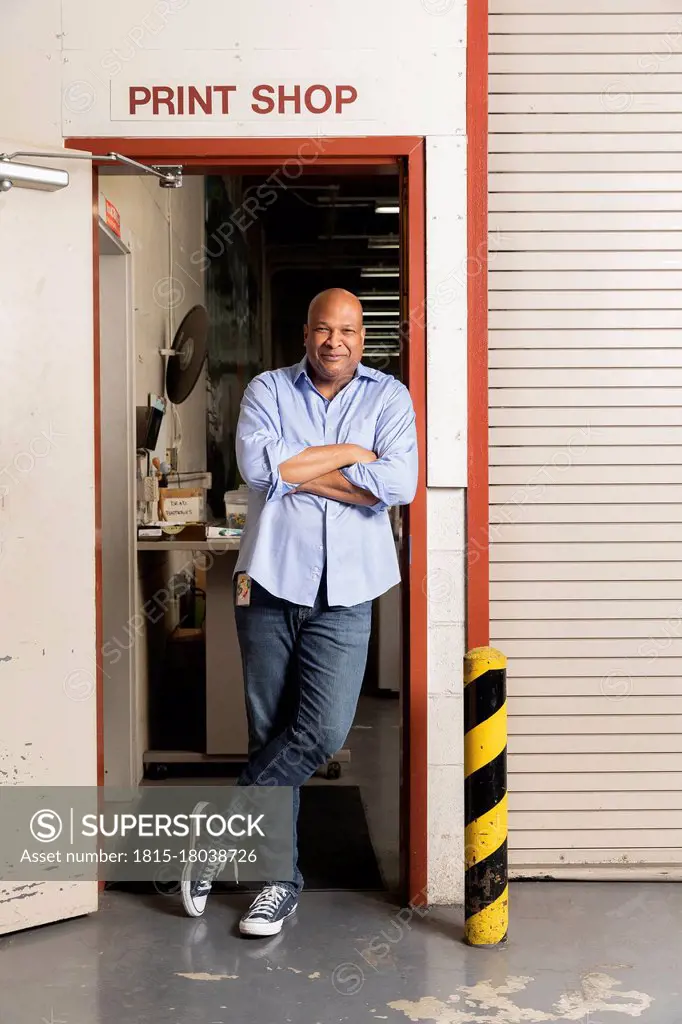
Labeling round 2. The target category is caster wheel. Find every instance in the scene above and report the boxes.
[147,763,168,780]
[153,875,181,896]
[326,761,341,780]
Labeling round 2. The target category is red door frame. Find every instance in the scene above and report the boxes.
[68,135,429,902]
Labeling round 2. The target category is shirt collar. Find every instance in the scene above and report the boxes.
[293,357,376,384]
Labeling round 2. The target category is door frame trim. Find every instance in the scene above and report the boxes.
[70,135,429,902]
[97,225,138,788]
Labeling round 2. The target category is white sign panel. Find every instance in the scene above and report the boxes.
[62,49,464,137]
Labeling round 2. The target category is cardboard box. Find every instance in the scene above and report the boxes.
[159,487,204,523]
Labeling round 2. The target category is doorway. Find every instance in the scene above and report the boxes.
[70,136,427,902]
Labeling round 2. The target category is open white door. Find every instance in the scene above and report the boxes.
[0,151,98,934]
[98,221,139,789]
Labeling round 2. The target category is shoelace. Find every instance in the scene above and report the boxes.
[248,884,289,918]
[194,845,238,890]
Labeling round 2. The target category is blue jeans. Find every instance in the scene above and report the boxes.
[234,573,372,894]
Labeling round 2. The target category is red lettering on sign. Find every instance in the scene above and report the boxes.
[305,84,332,114]
[189,85,212,115]
[126,83,358,117]
[129,86,151,113]
[336,85,358,112]
[153,86,175,115]
[251,84,275,114]
[278,84,301,114]
[212,85,237,114]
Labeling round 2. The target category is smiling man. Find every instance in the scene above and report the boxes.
[181,288,418,936]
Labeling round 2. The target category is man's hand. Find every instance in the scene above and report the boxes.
[279,443,376,485]
[351,446,378,465]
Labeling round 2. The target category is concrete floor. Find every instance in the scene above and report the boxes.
[0,882,677,1023]
[2,699,675,1021]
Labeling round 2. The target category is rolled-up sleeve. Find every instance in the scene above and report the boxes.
[340,381,418,514]
[236,377,306,502]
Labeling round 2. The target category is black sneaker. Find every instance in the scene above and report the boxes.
[239,884,298,937]
[180,800,237,918]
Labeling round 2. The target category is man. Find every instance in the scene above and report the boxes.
[182,288,417,936]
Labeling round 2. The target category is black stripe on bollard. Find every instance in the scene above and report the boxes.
[464,669,507,735]
[465,749,507,825]
[464,840,508,921]
[464,647,508,947]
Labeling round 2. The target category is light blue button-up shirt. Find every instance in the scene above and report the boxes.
[234,357,418,607]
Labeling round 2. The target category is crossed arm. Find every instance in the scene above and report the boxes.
[236,376,418,512]
[279,445,379,507]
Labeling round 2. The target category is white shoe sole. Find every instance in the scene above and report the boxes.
[239,905,297,937]
[181,799,210,918]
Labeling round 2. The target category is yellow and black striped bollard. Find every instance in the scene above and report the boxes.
[464,646,508,946]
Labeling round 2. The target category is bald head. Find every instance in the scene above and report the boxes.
[303,288,365,392]
[307,288,363,325]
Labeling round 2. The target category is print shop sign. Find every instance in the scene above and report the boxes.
[117,82,358,120]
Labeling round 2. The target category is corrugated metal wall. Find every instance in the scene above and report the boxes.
[489,1,682,876]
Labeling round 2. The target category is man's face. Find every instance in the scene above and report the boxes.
[303,293,365,385]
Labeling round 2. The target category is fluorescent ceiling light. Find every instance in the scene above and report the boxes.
[316,234,400,249]
[316,199,370,208]
[316,196,398,207]
[317,233,371,240]
[362,310,400,318]
[360,267,399,278]
[358,293,400,301]
[368,236,400,249]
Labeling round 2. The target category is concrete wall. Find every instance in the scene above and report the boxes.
[0,2,98,930]
[1,0,468,909]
